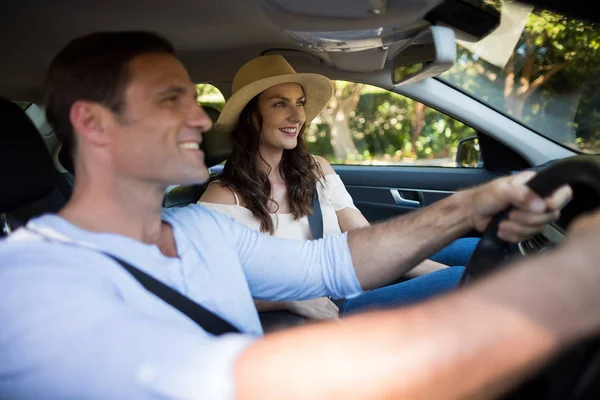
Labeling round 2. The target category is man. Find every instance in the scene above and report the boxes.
[0,31,596,400]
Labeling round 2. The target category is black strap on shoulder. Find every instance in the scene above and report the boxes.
[24,227,240,335]
[109,255,241,335]
[308,183,324,240]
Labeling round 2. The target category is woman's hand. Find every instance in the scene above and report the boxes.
[403,259,448,279]
[287,297,340,320]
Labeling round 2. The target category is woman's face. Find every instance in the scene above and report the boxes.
[256,82,306,151]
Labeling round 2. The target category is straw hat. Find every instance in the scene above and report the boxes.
[215,55,333,133]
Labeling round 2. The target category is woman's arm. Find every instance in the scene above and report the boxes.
[255,299,340,320]
[313,156,371,232]
[336,208,370,232]
[314,155,447,275]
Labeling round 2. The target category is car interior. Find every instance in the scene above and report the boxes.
[1,0,599,398]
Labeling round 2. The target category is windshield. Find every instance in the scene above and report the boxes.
[440,1,600,154]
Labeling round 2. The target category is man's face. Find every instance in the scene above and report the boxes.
[104,53,212,186]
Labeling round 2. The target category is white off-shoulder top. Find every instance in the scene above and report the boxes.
[199,174,358,240]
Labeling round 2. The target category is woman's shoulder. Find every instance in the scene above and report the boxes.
[199,180,238,205]
[312,155,336,176]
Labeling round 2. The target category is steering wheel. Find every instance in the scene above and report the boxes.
[460,155,600,400]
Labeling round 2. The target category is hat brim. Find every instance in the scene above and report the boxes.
[214,73,333,133]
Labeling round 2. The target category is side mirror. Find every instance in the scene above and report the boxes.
[391,26,457,85]
[456,136,482,168]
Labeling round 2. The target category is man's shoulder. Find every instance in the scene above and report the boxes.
[1,227,58,256]
[0,229,120,292]
[164,203,233,223]
[0,228,103,265]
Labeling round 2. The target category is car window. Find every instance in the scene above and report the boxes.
[196,83,225,111]
[440,2,600,154]
[13,101,30,110]
[306,80,478,167]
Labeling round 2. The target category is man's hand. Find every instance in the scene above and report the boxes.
[239,199,600,400]
[469,171,572,242]
[347,170,570,290]
[287,297,340,320]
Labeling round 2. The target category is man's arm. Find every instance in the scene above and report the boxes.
[235,226,600,400]
[348,171,572,290]
[234,171,569,299]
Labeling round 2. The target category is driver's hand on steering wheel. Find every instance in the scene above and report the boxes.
[469,170,573,243]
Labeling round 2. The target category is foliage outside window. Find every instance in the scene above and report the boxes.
[306,81,477,167]
[13,101,30,110]
[196,82,476,167]
[441,2,600,154]
[196,84,225,111]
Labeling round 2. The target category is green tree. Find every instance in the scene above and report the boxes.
[196,83,225,111]
[307,83,476,164]
[351,91,475,161]
[318,81,362,159]
[444,7,600,152]
[13,101,30,109]
[505,11,600,119]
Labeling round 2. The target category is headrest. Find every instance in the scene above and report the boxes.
[202,106,231,167]
[58,142,75,175]
[0,97,57,213]
[57,105,231,175]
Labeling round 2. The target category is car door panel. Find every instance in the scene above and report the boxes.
[333,165,505,223]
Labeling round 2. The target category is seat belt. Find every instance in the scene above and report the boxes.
[108,255,241,335]
[308,183,324,240]
[24,227,240,336]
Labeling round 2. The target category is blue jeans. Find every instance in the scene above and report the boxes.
[341,238,479,316]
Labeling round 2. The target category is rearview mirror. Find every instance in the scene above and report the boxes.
[456,136,482,168]
[392,26,457,85]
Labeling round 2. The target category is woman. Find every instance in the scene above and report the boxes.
[199,55,475,322]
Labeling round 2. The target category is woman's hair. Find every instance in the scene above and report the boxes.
[220,95,324,234]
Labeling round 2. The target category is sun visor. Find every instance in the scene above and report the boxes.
[263,0,501,73]
[262,0,445,32]
[455,2,534,69]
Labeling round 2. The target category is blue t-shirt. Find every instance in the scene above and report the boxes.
[0,205,361,399]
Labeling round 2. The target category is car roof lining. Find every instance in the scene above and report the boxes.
[0,0,594,102]
[0,0,480,101]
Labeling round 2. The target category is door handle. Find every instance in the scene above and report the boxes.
[390,189,420,208]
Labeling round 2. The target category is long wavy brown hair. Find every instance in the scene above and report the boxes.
[220,95,324,234]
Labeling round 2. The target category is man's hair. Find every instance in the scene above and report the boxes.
[44,31,175,151]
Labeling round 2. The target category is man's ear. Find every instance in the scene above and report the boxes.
[69,100,111,146]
